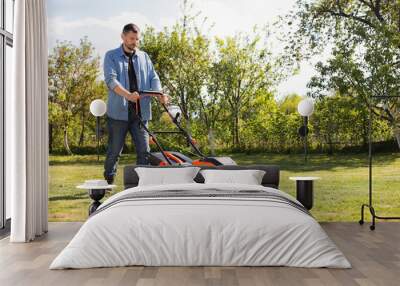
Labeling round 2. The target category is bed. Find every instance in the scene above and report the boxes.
[50,165,351,269]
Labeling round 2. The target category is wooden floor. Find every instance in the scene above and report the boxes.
[0,222,399,286]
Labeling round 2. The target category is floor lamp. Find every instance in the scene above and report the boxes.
[297,99,315,163]
[359,95,400,230]
[90,99,107,161]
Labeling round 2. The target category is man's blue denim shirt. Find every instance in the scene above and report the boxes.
[103,45,162,121]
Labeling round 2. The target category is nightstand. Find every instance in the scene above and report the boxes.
[289,177,320,210]
[77,180,116,215]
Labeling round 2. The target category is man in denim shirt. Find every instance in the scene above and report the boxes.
[103,23,168,184]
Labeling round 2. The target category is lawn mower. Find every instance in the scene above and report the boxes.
[136,91,237,166]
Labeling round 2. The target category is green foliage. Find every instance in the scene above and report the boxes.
[278,93,302,114]
[313,93,369,153]
[141,15,278,151]
[282,0,400,149]
[48,1,397,155]
[48,37,107,154]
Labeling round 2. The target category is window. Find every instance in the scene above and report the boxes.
[1,0,14,231]
[5,0,13,33]
[5,44,11,220]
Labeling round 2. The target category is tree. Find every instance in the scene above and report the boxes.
[141,1,211,134]
[312,93,366,153]
[196,58,225,155]
[279,93,302,115]
[48,37,102,154]
[283,0,400,149]
[239,90,279,151]
[214,33,275,148]
[77,81,107,147]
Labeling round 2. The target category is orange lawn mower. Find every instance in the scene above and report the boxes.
[137,91,237,166]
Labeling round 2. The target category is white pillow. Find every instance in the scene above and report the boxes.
[136,167,200,186]
[200,169,266,185]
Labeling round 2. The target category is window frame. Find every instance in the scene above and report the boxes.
[0,0,14,233]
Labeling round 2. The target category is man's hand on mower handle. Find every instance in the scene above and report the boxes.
[112,85,140,103]
[158,94,170,105]
[125,91,140,103]
[123,90,170,104]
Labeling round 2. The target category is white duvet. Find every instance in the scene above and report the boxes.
[50,183,351,269]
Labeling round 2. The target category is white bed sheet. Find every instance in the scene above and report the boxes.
[50,183,351,269]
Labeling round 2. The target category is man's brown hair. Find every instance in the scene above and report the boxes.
[122,23,140,34]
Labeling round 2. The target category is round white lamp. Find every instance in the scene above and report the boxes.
[297,98,314,117]
[90,99,107,161]
[297,99,315,163]
[90,99,107,117]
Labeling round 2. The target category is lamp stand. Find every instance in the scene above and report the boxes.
[96,116,100,162]
[359,95,400,230]
[304,116,308,163]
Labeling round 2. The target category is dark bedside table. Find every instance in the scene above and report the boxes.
[289,177,320,210]
[77,181,116,215]
[87,189,109,215]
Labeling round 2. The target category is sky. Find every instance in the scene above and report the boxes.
[47,0,317,99]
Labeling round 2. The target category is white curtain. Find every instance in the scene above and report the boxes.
[7,0,49,242]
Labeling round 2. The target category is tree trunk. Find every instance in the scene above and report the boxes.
[392,125,400,150]
[328,136,334,155]
[208,128,216,156]
[63,126,72,155]
[78,112,85,147]
[49,123,53,154]
[234,112,240,147]
[186,119,191,136]
[362,115,369,148]
[231,118,235,148]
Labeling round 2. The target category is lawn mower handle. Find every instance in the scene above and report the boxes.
[130,92,174,165]
[140,91,207,159]
[159,102,206,159]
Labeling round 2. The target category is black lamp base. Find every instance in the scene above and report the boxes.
[296,180,314,210]
[88,189,106,215]
[359,203,400,231]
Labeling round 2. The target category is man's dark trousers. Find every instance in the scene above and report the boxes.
[103,117,150,182]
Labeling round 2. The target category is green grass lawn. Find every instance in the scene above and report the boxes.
[49,152,400,222]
